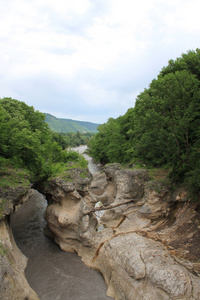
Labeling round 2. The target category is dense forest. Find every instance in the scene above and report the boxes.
[60,131,95,147]
[0,98,87,188]
[89,49,200,199]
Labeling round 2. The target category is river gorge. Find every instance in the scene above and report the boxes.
[1,146,200,299]
[10,146,112,300]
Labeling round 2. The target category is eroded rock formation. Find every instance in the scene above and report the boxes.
[44,164,200,300]
[0,187,39,300]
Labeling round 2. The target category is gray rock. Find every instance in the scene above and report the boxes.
[44,165,200,300]
[0,219,39,300]
[95,233,199,300]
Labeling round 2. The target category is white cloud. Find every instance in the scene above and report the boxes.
[37,0,91,15]
[0,0,200,123]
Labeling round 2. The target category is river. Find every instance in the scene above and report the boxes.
[10,146,112,300]
[73,145,100,174]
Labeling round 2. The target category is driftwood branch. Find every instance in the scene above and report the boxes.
[83,199,134,215]
[124,208,140,216]
[122,202,144,212]
[83,200,144,216]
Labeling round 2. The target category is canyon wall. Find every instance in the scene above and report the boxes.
[1,162,200,299]
[44,164,200,300]
[0,186,39,300]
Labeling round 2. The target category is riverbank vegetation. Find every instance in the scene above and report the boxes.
[0,98,87,188]
[88,49,200,199]
[60,131,95,147]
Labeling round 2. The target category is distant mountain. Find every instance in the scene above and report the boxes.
[44,113,100,133]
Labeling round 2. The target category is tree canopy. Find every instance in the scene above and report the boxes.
[89,49,200,198]
[0,98,86,187]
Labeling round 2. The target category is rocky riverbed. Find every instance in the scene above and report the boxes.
[44,162,200,299]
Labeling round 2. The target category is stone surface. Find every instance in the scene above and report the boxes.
[100,168,150,228]
[0,185,39,300]
[90,172,108,196]
[138,180,170,220]
[94,233,200,300]
[0,219,39,300]
[44,164,200,300]
[0,184,33,220]
[45,168,98,258]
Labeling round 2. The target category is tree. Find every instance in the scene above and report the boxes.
[88,118,128,164]
[89,49,200,197]
[160,49,200,80]
[133,70,200,170]
[0,98,65,184]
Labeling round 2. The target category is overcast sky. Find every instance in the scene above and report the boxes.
[0,0,199,123]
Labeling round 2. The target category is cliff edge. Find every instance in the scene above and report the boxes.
[0,168,39,300]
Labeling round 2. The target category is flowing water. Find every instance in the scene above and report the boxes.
[73,145,101,174]
[11,147,112,300]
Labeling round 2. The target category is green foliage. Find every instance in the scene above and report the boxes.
[61,131,95,147]
[0,157,32,219]
[50,150,88,179]
[133,69,200,168]
[45,113,100,133]
[52,132,68,150]
[0,98,87,187]
[160,49,200,80]
[0,158,30,190]
[89,49,200,199]
[88,117,128,164]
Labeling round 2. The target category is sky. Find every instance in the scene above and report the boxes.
[0,0,200,124]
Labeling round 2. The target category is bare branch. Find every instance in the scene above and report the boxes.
[83,200,144,216]
[83,199,135,215]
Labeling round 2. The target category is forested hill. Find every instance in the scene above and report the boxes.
[45,113,100,133]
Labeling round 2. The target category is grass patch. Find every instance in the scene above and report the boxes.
[0,158,30,191]
[50,151,88,179]
[0,157,32,219]
[147,168,171,180]
[0,242,6,257]
[79,170,88,178]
